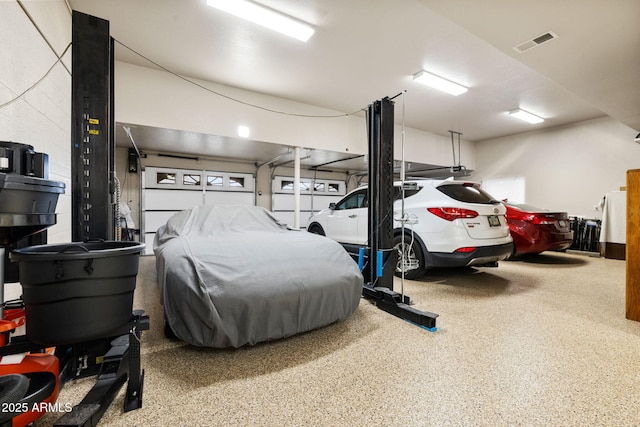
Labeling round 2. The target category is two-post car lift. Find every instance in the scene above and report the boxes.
[360,96,439,330]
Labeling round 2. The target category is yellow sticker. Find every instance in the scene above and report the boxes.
[88,118,99,125]
[88,129,100,135]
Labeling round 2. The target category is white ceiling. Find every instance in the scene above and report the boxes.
[69,0,640,166]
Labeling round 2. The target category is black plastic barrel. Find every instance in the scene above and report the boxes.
[10,241,145,345]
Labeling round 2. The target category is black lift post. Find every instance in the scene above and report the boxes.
[52,11,148,426]
[361,97,438,330]
[71,10,115,242]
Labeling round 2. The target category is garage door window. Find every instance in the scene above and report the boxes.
[157,172,175,184]
[281,180,311,191]
[273,177,345,195]
[183,174,201,186]
[146,168,254,192]
[207,175,223,187]
[230,177,245,188]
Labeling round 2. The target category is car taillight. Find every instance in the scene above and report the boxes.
[507,209,555,225]
[531,215,556,225]
[455,247,476,253]
[427,207,479,221]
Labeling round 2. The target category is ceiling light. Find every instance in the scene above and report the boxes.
[412,70,468,96]
[237,125,250,138]
[206,0,315,42]
[508,109,544,124]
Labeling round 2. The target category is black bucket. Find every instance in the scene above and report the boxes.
[10,241,145,345]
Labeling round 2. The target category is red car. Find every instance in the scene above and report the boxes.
[504,202,574,256]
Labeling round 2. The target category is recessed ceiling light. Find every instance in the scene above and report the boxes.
[206,0,315,42]
[508,109,544,124]
[412,70,468,96]
[237,125,250,138]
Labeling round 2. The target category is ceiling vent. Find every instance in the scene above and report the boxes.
[513,31,558,53]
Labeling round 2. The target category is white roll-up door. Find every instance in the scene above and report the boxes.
[271,176,345,228]
[142,167,255,254]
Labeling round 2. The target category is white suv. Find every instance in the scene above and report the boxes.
[307,179,513,279]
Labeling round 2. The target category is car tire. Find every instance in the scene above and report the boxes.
[393,234,426,279]
[164,314,178,340]
[307,223,326,236]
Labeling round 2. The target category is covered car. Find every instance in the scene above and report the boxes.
[504,202,574,256]
[154,205,363,348]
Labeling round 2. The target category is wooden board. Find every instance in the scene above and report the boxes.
[626,169,640,320]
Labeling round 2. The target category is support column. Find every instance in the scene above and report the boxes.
[293,147,301,229]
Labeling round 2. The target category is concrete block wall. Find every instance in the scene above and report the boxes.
[0,1,72,243]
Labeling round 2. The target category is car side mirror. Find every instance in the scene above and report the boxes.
[329,202,336,210]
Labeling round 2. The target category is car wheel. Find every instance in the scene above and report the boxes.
[393,234,425,279]
[307,223,326,236]
[164,314,177,339]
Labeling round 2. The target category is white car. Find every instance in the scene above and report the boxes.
[307,179,514,279]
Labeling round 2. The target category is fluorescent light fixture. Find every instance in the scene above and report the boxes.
[206,0,315,42]
[508,109,544,124]
[412,70,468,96]
[237,125,250,138]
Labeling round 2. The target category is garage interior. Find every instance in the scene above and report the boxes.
[1,0,640,425]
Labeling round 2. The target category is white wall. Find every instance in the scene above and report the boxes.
[0,0,72,243]
[470,116,639,218]
[114,62,476,170]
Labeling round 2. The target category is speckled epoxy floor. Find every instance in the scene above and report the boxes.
[35,252,640,426]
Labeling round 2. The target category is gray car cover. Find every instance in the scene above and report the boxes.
[154,205,363,348]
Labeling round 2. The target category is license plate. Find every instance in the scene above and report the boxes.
[488,215,500,227]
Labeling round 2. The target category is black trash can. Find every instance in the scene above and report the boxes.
[10,241,145,345]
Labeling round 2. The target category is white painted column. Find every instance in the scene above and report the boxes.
[294,147,301,229]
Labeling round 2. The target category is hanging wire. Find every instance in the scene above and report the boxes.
[1,37,366,120]
[0,43,71,110]
[114,38,366,119]
[400,91,406,298]
[396,91,417,300]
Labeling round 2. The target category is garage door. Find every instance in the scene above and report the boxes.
[271,176,345,228]
[142,166,254,254]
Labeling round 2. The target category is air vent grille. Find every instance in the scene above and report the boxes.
[513,31,558,53]
[533,32,555,44]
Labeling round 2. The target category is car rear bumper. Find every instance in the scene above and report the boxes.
[512,228,574,254]
[429,242,514,268]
